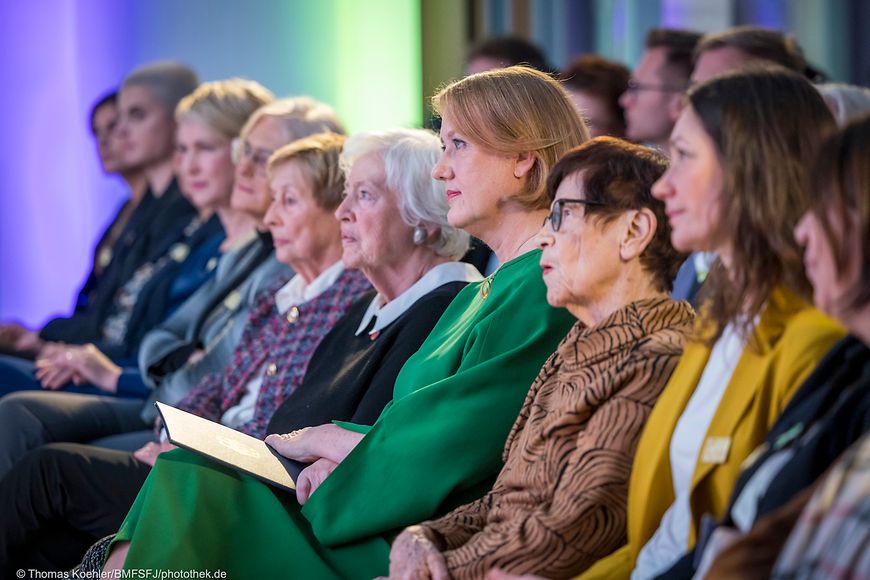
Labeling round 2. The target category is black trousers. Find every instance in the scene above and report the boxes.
[0,443,151,574]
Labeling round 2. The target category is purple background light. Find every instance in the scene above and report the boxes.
[0,1,134,327]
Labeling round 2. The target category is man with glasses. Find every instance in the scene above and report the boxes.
[619,28,701,152]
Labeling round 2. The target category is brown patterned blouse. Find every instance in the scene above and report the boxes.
[420,297,695,579]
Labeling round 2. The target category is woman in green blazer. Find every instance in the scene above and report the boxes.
[102,67,589,578]
[577,69,846,580]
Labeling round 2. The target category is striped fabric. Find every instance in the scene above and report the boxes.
[176,269,371,438]
[772,432,870,579]
[422,297,695,579]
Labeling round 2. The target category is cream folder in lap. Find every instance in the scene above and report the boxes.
[155,401,305,492]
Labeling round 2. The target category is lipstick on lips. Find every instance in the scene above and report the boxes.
[446,189,461,202]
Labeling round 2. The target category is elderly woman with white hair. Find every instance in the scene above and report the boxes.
[105,67,581,579]
[264,128,481,434]
[71,128,480,573]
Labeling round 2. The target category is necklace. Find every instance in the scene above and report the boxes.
[479,230,539,299]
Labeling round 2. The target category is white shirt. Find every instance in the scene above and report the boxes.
[632,321,749,580]
[355,262,482,337]
[219,261,346,429]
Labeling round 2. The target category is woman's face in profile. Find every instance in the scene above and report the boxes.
[264,160,340,269]
[432,113,521,236]
[231,117,288,219]
[651,106,726,255]
[539,173,625,313]
[336,153,416,273]
[794,206,861,321]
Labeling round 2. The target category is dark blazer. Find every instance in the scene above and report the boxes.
[75,198,135,313]
[100,215,226,363]
[40,179,196,344]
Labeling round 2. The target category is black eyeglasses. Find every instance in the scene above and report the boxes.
[544,198,607,232]
[625,78,686,94]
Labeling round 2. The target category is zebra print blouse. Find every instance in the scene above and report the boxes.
[421,297,695,579]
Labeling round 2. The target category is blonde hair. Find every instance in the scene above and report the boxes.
[267,132,347,211]
[175,78,274,140]
[240,96,345,145]
[433,65,589,209]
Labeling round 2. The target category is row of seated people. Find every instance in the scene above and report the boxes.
[0,35,867,580]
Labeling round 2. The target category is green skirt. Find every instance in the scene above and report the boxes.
[115,449,390,579]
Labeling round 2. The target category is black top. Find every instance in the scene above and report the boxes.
[40,179,196,344]
[75,198,135,313]
[660,335,870,578]
[266,281,467,434]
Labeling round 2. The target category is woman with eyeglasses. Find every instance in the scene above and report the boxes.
[0,96,345,477]
[574,68,846,580]
[102,66,581,578]
[385,136,695,579]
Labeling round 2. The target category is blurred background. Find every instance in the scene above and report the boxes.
[1,0,866,326]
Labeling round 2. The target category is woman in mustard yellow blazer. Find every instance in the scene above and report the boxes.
[574,70,846,579]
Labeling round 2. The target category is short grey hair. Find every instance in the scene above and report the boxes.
[122,61,200,115]
[340,128,470,260]
[239,96,345,143]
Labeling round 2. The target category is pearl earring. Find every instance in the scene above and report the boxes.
[413,226,427,245]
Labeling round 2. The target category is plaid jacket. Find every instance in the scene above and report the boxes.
[177,268,371,437]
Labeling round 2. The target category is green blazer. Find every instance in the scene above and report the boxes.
[579,287,845,580]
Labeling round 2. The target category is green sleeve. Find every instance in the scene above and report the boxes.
[302,256,575,547]
[331,421,372,435]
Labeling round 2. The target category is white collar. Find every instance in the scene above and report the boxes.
[275,260,345,314]
[355,262,482,336]
[693,252,718,284]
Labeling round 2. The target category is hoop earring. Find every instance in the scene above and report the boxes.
[413,226,427,245]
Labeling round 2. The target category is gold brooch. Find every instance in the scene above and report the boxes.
[286,306,299,323]
[169,243,190,263]
[480,276,493,299]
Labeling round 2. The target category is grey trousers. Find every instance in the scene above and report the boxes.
[0,391,148,479]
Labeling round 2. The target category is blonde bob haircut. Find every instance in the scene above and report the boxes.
[175,78,274,140]
[267,132,347,211]
[340,128,470,260]
[432,65,589,210]
[239,96,345,146]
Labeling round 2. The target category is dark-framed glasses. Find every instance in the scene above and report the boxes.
[231,138,275,176]
[544,198,607,232]
[625,78,686,94]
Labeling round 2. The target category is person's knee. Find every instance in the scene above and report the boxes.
[17,443,89,483]
[0,391,34,420]
[35,442,90,466]
[0,393,50,478]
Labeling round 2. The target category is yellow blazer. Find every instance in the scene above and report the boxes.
[579,287,845,579]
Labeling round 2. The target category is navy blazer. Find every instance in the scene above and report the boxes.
[40,178,196,344]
